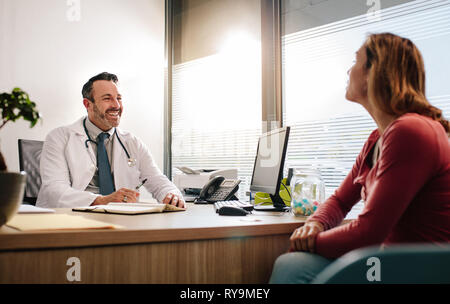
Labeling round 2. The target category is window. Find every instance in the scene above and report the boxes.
[167,0,450,207]
[281,0,450,216]
[169,0,262,199]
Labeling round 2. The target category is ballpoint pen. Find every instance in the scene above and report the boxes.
[135,178,148,190]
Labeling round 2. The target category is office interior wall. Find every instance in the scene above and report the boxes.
[0,0,165,198]
[173,0,261,64]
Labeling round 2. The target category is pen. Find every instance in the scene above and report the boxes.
[135,178,148,190]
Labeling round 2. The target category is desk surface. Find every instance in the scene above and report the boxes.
[0,203,307,251]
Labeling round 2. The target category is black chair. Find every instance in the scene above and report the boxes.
[312,244,450,284]
[18,139,44,205]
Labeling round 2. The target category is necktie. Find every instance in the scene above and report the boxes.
[97,132,115,195]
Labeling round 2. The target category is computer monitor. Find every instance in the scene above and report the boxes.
[250,126,290,211]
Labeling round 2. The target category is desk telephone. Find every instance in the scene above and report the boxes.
[195,176,241,203]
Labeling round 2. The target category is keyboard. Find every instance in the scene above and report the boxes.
[214,200,254,213]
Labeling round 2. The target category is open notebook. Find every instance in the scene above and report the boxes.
[73,203,186,215]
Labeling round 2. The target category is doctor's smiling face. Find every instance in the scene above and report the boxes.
[83,79,123,131]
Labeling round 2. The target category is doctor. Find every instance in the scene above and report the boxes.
[36,72,185,208]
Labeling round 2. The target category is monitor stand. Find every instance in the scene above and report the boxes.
[253,194,290,212]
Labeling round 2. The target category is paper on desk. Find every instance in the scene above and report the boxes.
[18,204,55,213]
[73,203,186,214]
[6,214,123,231]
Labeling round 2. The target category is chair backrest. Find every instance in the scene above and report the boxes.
[18,139,44,205]
[312,244,450,284]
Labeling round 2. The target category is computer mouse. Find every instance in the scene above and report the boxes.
[218,206,250,216]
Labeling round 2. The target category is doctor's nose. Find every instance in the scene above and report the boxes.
[110,97,121,107]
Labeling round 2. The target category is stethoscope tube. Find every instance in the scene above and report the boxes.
[83,118,132,160]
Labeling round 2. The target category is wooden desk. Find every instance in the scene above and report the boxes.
[0,204,307,283]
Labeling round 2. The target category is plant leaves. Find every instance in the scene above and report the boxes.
[0,87,41,129]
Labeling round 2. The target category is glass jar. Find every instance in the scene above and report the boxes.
[290,168,325,216]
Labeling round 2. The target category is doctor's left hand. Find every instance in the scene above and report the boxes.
[162,193,186,208]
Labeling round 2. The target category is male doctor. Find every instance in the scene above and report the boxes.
[36,72,185,208]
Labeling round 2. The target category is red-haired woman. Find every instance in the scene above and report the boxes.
[270,33,450,284]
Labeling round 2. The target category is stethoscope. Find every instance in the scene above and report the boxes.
[83,118,137,167]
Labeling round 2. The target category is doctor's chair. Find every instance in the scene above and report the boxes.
[18,139,44,205]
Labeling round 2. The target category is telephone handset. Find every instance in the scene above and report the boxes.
[195,176,241,203]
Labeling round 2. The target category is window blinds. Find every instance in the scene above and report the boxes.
[282,0,450,218]
[171,53,262,200]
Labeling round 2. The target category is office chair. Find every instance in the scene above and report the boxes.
[18,139,44,205]
[311,243,450,284]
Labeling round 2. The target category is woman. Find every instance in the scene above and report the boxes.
[270,33,450,284]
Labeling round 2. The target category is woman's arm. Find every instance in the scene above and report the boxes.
[307,169,363,230]
[307,131,379,230]
[314,121,438,258]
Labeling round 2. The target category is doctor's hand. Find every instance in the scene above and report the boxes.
[289,221,324,253]
[162,193,186,208]
[91,188,140,206]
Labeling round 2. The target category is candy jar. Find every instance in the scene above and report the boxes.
[290,168,325,216]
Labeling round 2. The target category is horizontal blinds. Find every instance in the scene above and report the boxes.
[282,0,450,203]
[283,0,450,45]
[284,111,376,196]
[172,53,261,200]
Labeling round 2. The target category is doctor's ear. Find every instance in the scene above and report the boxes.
[83,98,93,110]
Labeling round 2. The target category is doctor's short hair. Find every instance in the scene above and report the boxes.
[82,72,118,102]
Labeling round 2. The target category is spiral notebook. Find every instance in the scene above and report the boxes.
[72,203,186,215]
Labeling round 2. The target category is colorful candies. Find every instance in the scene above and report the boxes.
[292,199,319,216]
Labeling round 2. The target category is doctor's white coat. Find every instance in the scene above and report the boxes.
[36,117,181,208]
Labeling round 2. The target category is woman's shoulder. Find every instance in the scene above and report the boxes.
[383,113,449,153]
[386,113,445,138]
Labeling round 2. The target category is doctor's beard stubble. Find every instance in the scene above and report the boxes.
[92,101,122,129]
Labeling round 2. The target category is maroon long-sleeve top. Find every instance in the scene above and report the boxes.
[309,113,450,259]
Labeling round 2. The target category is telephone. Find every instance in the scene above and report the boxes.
[194,176,241,204]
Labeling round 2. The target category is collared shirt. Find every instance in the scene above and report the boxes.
[371,138,381,167]
[84,118,116,194]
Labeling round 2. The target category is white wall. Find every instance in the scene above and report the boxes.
[0,0,165,198]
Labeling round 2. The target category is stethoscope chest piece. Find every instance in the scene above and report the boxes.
[127,158,137,167]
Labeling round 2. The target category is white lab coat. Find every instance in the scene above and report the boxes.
[36,117,181,208]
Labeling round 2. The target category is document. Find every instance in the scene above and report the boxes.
[72,203,186,215]
[6,214,123,231]
[18,204,55,213]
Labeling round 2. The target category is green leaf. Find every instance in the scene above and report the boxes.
[0,87,41,129]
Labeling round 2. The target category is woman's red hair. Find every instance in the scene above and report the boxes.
[364,33,449,134]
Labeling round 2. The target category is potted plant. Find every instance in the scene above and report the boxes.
[0,87,41,170]
[0,88,40,226]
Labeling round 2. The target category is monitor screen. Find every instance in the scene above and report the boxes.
[250,126,290,195]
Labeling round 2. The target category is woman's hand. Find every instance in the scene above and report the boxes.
[289,221,325,253]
